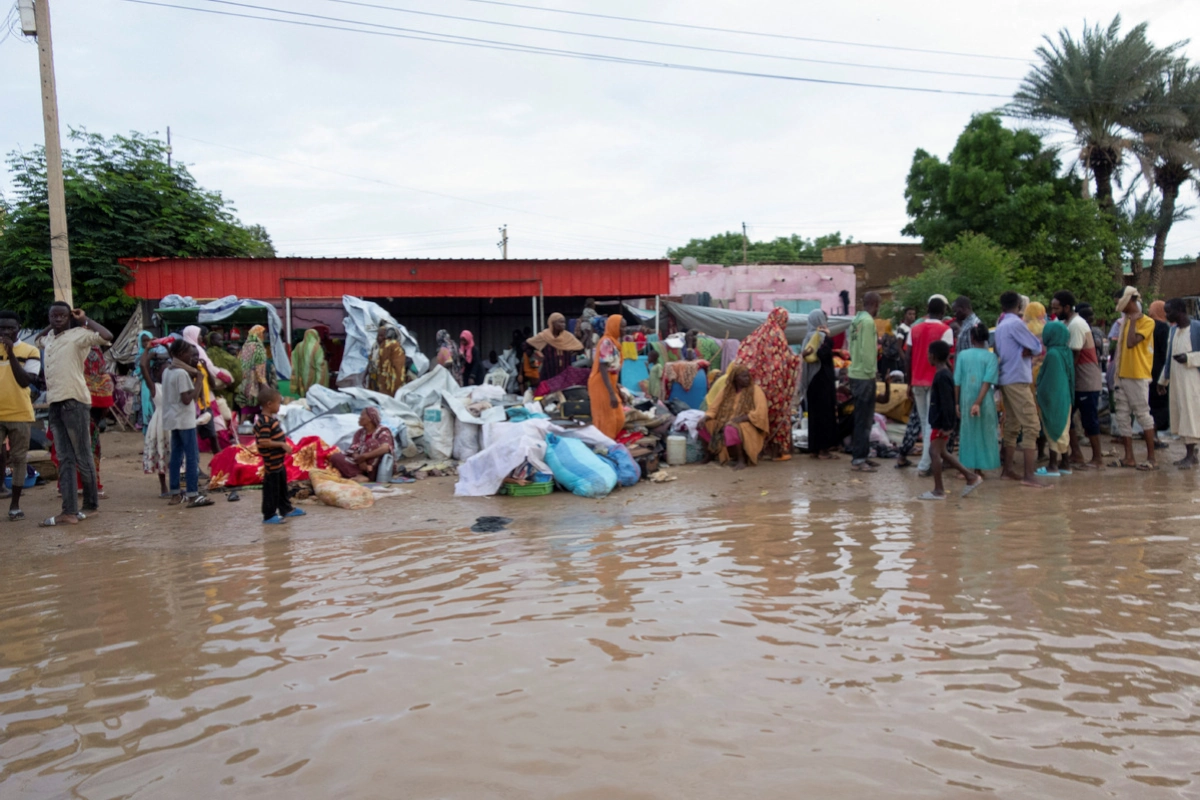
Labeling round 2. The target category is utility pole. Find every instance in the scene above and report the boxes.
[498,224,508,259]
[742,221,748,265]
[166,125,172,168]
[20,0,73,305]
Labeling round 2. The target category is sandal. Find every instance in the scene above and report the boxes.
[918,491,945,501]
[1135,462,1159,472]
[8,509,25,521]
[168,494,184,505]
[38,515,78,527]
[1034,467,1060,478]
[186,495,214,508]
[960,479,983,498]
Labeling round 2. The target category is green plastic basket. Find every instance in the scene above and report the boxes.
[500,481,554,497]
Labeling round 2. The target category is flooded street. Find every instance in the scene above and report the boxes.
[2,461,1199,797]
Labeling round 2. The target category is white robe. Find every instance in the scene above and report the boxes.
[1164,328,1200,442]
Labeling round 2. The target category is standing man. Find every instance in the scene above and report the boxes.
[1053,291,1105,470]
[952,296,980,357]
[0,311,40,522]
[848,292,882,473]
[1111,286,1158,470]
[905,296,955,477]
[994,291,1047,488]
[38,303,112,526]
[1158,298,1200,469]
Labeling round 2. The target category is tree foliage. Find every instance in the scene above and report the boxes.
[0,129,274,325]
[890,233,1019,324]
[667,231,850,265]
[903,113,1118,310]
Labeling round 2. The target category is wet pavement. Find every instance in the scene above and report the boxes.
[2,437,1199,797]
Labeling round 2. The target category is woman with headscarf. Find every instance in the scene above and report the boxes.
[182,325,232,386]
[329,407,395,483]
[436,330,463,385]
[736,306,801,459]
[527,312,584,382]
[366,324,406,396]
[290,328,329,397]
[206,330,243,411]
[801,309,839,459]
[459,330,484,386]
[1036,321,1075,477]
[139,333,173,496]
[588,315,626,439]
[700,363,768,469]
[237,325,273,419]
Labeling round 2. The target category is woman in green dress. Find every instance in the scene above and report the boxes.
[953,321,1000,473]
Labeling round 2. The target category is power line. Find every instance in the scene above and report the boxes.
[121,0,1013,99]
[314,0,1023,82]
[169,131,689,242]
[453,0,1030,63]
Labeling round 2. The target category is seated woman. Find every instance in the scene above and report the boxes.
[699,363,768,470]
[330,407,395,483]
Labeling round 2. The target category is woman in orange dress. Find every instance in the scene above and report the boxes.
[588,315,625,438]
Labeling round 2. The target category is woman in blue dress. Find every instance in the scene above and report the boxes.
[953,322,1000,473]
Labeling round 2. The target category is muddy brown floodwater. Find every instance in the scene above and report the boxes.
[1,432,1199,798]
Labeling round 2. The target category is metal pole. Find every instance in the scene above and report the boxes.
[32,0,72,305]
[655,295,661,340]
[531,296,537,333]
[284,297,293,346]
[538,280,545,329]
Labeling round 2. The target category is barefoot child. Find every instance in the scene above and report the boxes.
[920,340,982,500]
[255,387,305,525]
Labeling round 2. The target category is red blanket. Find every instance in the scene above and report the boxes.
[208,435,340,489]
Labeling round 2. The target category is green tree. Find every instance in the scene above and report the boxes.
[890,233,1019,324]
[667,231,850,265]
[1008,15,1183,273]
[903,113,1117,306]
[1133,60,1200,293]
[0,129,275,324]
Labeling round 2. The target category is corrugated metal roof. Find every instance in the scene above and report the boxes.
[120,257,670,300]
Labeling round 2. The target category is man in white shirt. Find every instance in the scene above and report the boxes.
[38,303,113,527]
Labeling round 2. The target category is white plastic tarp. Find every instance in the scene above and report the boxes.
[454,419,617,497]
[195,296,291,380]
[340,296,427,383]
[662,300,851,345]
[109,306,145,365]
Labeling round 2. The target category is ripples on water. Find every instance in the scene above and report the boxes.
[1,497,1198,797]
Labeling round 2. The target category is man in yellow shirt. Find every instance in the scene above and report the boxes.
[1112,286,1158,469]
[0,310,41,521]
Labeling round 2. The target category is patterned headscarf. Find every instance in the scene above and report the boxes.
[736,307,799,452]
[361,406,382,428]
[706,363,757,455]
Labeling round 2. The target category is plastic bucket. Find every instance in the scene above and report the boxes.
[666,434,688,466]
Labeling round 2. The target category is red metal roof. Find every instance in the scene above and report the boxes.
[120,257,670,300]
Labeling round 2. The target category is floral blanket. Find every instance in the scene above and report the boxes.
[208,435,339,489]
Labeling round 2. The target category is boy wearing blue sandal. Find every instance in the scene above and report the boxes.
[255,388,305,524]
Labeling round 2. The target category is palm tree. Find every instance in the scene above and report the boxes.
[1009,16,1182,274]
[1134,60,1200,293]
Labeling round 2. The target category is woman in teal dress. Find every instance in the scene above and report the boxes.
[953,322,1000,472]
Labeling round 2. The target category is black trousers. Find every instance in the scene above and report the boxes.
[262,469,294,520]
[849,378,876,463]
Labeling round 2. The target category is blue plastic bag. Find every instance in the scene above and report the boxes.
[544,433,618,498]
[600,444,640,487]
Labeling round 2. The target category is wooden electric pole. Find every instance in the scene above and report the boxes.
[27,0,73,305]
[742,221,748,265]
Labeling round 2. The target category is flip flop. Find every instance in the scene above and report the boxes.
[8,509,25,521]
[38,515,78,527]
[1107,460,1137,469]
[1034,467,1060,478]
[1057,468,1073,475]
[1135,462,1159,472]
[263,515,287,525]
[960,480,983,498]
[918,491,945,501]
[186,495,215,508]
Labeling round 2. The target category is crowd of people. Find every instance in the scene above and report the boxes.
[1,284,1197,525]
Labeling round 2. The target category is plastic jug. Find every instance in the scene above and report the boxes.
[666,434,688,466]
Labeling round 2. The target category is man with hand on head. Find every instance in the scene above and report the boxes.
[37,303,112,526]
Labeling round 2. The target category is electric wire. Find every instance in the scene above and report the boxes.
[120,0,1013,99]
[314,0,1023,82]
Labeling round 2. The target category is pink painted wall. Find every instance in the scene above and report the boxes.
[669,263,857,314]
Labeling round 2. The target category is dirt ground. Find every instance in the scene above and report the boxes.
[4,428,1195,557]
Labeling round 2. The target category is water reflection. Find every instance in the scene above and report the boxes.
[1,494,1198,797]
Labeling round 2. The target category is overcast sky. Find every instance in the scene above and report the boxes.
[2,0,1198,263]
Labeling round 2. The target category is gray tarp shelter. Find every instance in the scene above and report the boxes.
[659,301,853,345]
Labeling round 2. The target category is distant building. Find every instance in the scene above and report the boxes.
[1123,257,1200,297]
[668,262,856,316]
[822,242,927,299]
